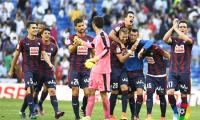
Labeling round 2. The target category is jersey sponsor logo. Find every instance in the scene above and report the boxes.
[146,56,155,64]
[41,52,51,61]
[136,79,144,85]
[77,46,88,55]
[30,47,39,56]
[128,49,135,58]
[174,45,185,53]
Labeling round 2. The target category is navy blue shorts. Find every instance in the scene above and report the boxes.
[127,72,145,92]
[168,72,191,94]
[111,69,128,91]
[24,71,39,91]
[146,75,167,95]
[36,73,56,92]
[68,70,90,89]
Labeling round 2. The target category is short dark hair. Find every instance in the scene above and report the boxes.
[124,11,134,18]
[178,20,188,26]
[131,28,138,33]
[74,18,84,26]
[92,16,104,29]
[41,27,51,34]
[26,21,37,28]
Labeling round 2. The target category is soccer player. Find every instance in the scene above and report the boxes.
[35,21,58,115]
[110,28,137,120]
[125,29,153,120]
[67,18,94,120]
[163,19,193,120]
[79,16,111,120]
[143,44,170,120]
[8,21,54,119]
[38,27,64,119]
[109,11,134,47]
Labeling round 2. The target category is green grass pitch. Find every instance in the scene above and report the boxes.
[0,99,199,120]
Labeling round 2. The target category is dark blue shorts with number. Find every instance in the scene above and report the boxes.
[24,71,39,91]
[127,71,145,92]
[168,72,191,94]
[146,75,167,95]
[68,70,90,89]
[111,68,128,91]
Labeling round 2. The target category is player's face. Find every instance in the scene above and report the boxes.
[125,13,134,27]
[41,30,50,42]
[75,22,86,34]
[27,24,38,36]
[119,32,128,44]
[178,23,188,34]
[129,31,139,43]
[38,24,45,34]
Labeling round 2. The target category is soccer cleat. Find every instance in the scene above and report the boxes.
[29,112,37,119]
[160,117,166,120]
[55,111,65,119]
[80,106,86,117]
[81,116,91,120]
[173,113,179,120]
[110,115,117,120]
[134,116,140,120]
[145,114,153,120]
[121,112,128,120]
[19,111,26,120]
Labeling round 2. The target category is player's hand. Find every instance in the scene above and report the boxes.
[173,18,178,29]
[138,48,144,59]
[49,63,55,71]
[73,36,83,45]
[8,70,14,78]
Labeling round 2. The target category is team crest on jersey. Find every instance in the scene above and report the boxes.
[38,42,40,45]
[51,48,54,51]
[30,47,39,55]
[77,46,88,55]
[150,52,154,56]
[174,45,185,53]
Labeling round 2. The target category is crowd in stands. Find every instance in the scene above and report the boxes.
[0,0,199,85]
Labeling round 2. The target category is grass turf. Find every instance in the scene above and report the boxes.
[0,98,199,120]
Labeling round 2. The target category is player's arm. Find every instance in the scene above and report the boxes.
[163,50,170,60]
[8,50,20,77]
[42,51,54,68]
[173,27,193,44]
[163,27,173,44]
[109,30,125,48]
[68,36,81,53]
[138,40,153,59]
[116,49,133,63]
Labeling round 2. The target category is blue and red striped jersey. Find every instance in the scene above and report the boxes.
[144,45,166,75]
[67,34,94,72]
[168,37,193,73]
[17,37,44,72]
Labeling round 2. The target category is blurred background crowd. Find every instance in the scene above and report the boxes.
[0,0,199,86]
